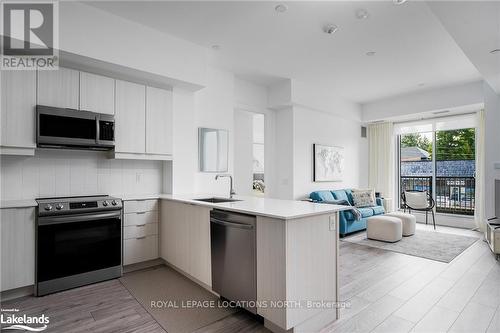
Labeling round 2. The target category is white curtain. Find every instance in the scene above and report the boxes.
[368,122,395,206]
[475,110,486,231]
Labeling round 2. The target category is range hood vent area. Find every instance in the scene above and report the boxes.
[36,105,115,151]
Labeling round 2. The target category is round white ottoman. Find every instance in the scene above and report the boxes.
[366,216,402,243]
[386,212,416,236]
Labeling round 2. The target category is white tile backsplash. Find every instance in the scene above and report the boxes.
[0,150,163,200]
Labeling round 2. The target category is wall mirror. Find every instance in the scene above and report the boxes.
[198,128,229,172]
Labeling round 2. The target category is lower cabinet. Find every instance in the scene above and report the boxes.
[123,236,158,266]
[160,200,212,286]
[123,200,159,265]
[0,207,35,291]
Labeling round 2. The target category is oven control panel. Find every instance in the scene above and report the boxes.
[37,196,122,216]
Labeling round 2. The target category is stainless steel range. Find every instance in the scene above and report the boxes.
[35,195,123,296]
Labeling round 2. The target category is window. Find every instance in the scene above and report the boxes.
[396,114,477,216]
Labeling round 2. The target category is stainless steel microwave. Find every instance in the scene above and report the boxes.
[36,105,115,150]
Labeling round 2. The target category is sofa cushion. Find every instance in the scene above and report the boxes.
[343,211,355,221]
[332,190,349,203]
[358,207,374,218]
[372,205,385,215]
[345,189,355,205]
[352,189,376,208]
[310,190,335,202]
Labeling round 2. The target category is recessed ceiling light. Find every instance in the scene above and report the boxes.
[366,51,376,56]
[418,83,425,87]
[490,49,500,54]
[356,9,369,19]
[275,4,288,13]
[323,24,339,35]
[393,0,408,5]
[211,45,221,50]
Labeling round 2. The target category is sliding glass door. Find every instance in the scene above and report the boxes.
[397,115,477,217]
[435,128,475,215]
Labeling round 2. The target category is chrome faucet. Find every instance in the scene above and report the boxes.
[215,174,236,198]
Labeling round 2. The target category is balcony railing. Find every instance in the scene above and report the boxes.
[400,176,475,216]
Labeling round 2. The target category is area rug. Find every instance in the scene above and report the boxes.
[342,230,479,263]
[120,266,236,333]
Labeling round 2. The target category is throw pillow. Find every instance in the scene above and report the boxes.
[351,189,376,208]
[405,191,428,209]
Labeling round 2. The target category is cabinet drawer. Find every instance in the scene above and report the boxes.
[124,200,158,213]
[124,223,158,240]
[123,235,158,265]
[124,210,157,226]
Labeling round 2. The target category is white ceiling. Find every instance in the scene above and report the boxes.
[427,1,500,94]
[86,1,482,103]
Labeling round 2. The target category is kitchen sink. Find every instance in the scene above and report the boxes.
[193,197,242,203]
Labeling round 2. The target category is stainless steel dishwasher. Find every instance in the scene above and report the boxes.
[210,209,257,314]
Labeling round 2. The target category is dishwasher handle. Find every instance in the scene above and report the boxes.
[211,218,254,230]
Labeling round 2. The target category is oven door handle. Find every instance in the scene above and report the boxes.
[38,211,121,226]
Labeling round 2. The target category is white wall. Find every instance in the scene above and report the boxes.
[293,106,368,199]
[59,2,207,88]
[274,108,295,199]
[362,81,484,122]
[266,79,368,199]
[234,78,278,198]
[171,87,197,194]
[194,67,235,195]
[483,82,500,218]
[233,110,254,195]
[234,78,268,108]
[0,150,163,200]
[169,67,236,196]
[291,80,362,122]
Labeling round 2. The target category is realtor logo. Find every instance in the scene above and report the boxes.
[1,308,49,332]
[1,1,59,70]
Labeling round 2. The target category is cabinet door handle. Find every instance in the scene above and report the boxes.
[136,236,146,240]
[137,211,146,214]
[136,224,146,227]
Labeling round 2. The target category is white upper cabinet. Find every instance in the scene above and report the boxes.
[115,80,146,154]
[0,70,37,154]
[37,67,79,109]
[79,72,115,115]
[1,65,173,160]
[146,86,173,156]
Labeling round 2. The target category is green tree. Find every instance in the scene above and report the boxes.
[435,128,475,160]
[400,133,433,156]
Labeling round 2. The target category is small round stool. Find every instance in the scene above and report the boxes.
[366,216,402,243]
[386,212,416,236]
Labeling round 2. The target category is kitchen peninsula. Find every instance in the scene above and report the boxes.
[159,194,348,333]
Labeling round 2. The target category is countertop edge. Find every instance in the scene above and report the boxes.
[0,199,38,209]
[112,193,161,201]
[158,195,349,220]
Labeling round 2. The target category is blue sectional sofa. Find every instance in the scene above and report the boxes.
[310,189,385,237]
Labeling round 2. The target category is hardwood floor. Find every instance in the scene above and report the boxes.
[323,224,500,333]
[1,279,165,332]
[1,224,498,333]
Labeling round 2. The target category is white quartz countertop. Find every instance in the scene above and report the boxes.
[0,199,38,209]
[159,194,349,220]
[0,194,350,219]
